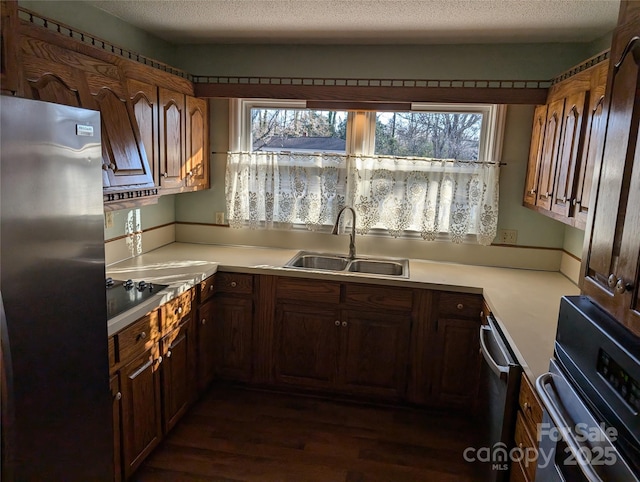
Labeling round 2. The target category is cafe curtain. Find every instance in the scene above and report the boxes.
[226,151,499,245]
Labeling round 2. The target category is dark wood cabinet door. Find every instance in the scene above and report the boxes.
[523,104,547,206]
[582,22,640,336]
[128,79,159,186]
[196,299,217,392]
[92,85,155,189]
[185,95,209,189]
[214,295,253,381]
[273,303,339,390]
[161,318,196,433]
[110,374,122,482]
[431,317,481,408]
[159,87,185,189]
[338,310,411,400]
[551,90,588,217]
[574,61,609,229]
[120,348,162,480]
[536,97,565,210]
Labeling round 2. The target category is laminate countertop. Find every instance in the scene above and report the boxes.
[106,242,580,383]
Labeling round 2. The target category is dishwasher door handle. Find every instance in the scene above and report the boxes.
[479,324,510,381]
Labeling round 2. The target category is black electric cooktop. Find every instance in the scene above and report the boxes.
[106,277,168,320]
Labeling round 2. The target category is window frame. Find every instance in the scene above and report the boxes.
[229,99,506,241]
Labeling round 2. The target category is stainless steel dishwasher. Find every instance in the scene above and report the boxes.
[475,315,523,482]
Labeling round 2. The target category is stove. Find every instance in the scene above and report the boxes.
[106,277,168,320]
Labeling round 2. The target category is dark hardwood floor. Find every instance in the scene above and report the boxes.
[134,386,487,482]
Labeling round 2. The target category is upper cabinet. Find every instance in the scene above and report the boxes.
[1,4,211,208]
[581,3,640,337]
[523,57,609,228]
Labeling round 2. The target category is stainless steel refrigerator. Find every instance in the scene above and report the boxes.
[0,96,113,480]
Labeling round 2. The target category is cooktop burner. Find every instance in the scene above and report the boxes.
[106,277,168,320]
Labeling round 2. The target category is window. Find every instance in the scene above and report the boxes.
[227,99,505,244]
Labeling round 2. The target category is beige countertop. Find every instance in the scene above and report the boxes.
[106,242,580,382]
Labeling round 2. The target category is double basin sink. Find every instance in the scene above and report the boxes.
[284,251,409,278]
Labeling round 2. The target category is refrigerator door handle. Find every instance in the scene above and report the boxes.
[479,324,510,381]
[1,290,15,478]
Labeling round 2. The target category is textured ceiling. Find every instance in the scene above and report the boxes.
[85,0,620,45]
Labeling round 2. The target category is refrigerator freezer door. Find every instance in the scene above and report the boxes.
[0,96,113,480]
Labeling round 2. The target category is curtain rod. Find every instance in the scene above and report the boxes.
[214,151,507,166]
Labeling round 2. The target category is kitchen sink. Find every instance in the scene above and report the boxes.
[289,253,349,271]
[347,259,405,276]
[284,251,409,278]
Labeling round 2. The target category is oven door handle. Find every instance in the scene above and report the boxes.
[479,325,509,380]
[536,372,604,482]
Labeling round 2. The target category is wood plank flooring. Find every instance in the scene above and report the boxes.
[134,386,488,482]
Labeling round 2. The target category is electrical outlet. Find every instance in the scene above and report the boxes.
[215,212,225,224]
[497,229,517,244]
[104,211,114,229]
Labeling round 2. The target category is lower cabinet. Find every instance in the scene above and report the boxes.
[196,297,217,392]
[110,374,122,482]
[429,292,483,409]
[160,317,196,433]
[119,346,163,480]
[510,373,543,482]
[212,273,255,381]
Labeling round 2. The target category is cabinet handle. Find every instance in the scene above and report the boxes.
[139,331,147,340]
[457,303,464,310]
[230,281,237,288]
[608,274,617,288]
[201,318,207,325]
[528,189,536,195]
[166,350,172,358]
[341,321,348,327]
[114,391,122,401]
[615,279,633,294]
[335,320,341,326]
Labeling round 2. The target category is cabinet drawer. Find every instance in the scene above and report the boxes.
[117,310,159,364]
[215,273,253,294]
[437,292,482,319]
[344,283,413,312]
[514,411,538,481]
[199,275,216,303]
[162,289,193,333]
[276,277,340,304]
[519,373,543,431]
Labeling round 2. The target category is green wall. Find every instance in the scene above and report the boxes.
[173,42,591,80]
[18,1,175,64]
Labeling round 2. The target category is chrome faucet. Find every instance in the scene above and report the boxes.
[332,206,357,259]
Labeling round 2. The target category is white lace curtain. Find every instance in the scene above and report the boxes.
[226,151,499,245]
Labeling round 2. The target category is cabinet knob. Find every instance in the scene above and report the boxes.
[188,170,193,177]
[109,163,116,171]
[457,303,464,310]
[156,356,163,365]
[572,199,577,206]
[341,321,348,327]
[230,281,237,288]
[209,285,215,291]
[176,306,182,314]
[562,196,567,203]
[139,331,147,340]
[518,442,524,449]
[523,402,530,411]
[615,279,633,294]
[201,318,207,325]
[608,274,618,288]
[114,391,122,401]
[480,310,484,318]
[162,172,168,178]
[335,320,341,326]
[545,192,550,197]
[166,350,172,358]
